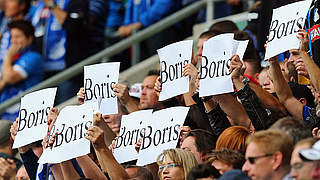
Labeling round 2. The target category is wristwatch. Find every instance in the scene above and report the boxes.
[242,76,250,85]
[47,1,57,10]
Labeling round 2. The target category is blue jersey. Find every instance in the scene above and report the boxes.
[0,48,44,121]
[106,0,124,28]
[124,0,180,27]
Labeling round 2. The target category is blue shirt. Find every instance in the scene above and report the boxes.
[106,0,124,28]
[124,0,180,27]
[0,47,43,121]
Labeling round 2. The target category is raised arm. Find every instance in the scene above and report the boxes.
[112,83,139,113]
[76,155,108,180]
[59,160,81,180]
[85,124,129,180]
[268,56,303,120]
[297,30,320,92]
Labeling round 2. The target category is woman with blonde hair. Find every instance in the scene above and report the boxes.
[157,148,198,180]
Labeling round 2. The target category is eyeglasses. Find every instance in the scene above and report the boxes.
[246,154,273,164]
[159,163,182,170]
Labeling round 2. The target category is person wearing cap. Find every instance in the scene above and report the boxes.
[242,129,293,180]
[290,138,317,180]
[0,120,22,179]
[299,139,320,180]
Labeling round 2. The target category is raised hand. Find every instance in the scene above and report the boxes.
[112,83,130,105]
[229,54,243,80]
[85,126,106,150]
[154,76,161,97]
[77,88,85,105]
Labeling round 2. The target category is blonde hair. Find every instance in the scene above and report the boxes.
[156,148,198,180]
[247,129,293,166]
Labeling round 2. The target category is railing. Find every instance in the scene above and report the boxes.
[0,0,250,113]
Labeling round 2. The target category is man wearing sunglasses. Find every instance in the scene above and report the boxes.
[242,129,294,180]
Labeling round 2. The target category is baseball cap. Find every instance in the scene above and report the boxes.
[0,120,13,144]
[299,140,320,161]
[129,83,142,99]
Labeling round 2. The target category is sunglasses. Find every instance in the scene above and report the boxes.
[159,163,182,170]
[246,154,273,164]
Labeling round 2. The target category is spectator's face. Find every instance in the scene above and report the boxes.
[5,0,23,18]
[290,143,313,180]
[181,136,203,164]
[258,70,275,93]
[195,38,208,65]
[16,166,29,180]
[10,28,32,49]
[211,160,232,175]
[139,75,158,110]
[288,49,301,64]
[242,142,274,180]
[125,167,138,179]
[160,155,184,180]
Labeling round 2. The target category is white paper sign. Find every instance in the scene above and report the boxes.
[233,39,249,60]
[136,106,190,166]
[113,110,153,163]
[199,34,234,97]
[84,62,120,115]
[264,0,312,60]
[13,88,57,149]
[38,103,93,164]
[158,40,193,101]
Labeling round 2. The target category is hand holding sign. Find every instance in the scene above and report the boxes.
[77,88,85,105]
[92,113,116,146]
[86,125,105,150]
[112,83,130,105]
[264,0,312,60]
[229,55,243,80]
[183,63,198,93]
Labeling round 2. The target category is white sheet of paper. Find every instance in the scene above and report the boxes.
[264,0,312,60]
[13,88,57,149]
[84,62,120,115]
[113,110,153,163]
[136,106,190,166]
[38,103,93,164]
[234,40,249,60]
[199,34,234,97]
[158,40,193,101]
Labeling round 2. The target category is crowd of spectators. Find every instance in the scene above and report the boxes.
[1,0,320,180]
